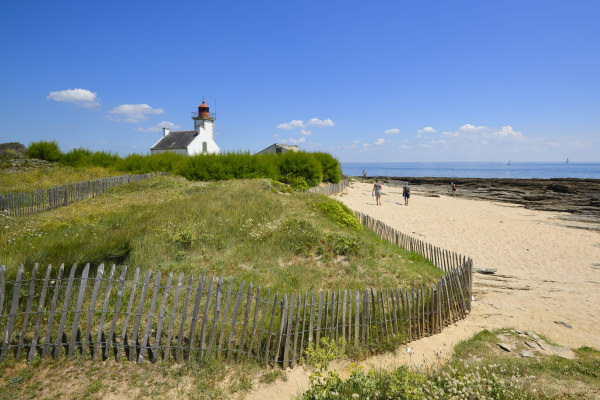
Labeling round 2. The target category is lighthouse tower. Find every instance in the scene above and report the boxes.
[191,100,220,154]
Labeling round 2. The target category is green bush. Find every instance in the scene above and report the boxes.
[62,148,120,168]
[277,151,323,187]
[25,140,62,162]
[312,152,341,183]
[315,198,362,230]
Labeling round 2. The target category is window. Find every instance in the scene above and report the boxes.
[202,142,208,152]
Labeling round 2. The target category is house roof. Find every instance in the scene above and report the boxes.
[151,131,198,150]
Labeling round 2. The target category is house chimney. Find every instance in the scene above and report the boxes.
[163,128,170,137]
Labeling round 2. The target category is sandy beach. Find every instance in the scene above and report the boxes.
[247,181,600,399]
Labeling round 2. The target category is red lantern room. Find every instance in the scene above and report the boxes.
[198,101,210,118]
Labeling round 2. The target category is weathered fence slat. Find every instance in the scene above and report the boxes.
[82,264,104,359]
[42,264,64,358]
[199,276,214,359]
[247,285,261,360]
[255,289,271,360]
[186,275,205,360]
[130,270,152,362]
[28,265,52,362]
[208,277,224,356]
[55,264,77,360]
[283,294,293,368]
[94,265,116,361]
[226,281,245,360]
[139,271,161,364]
[117,267,139,361]
[217,278,234,358]
[164,273,184,361]
[291,293,301,368]
[16,264,38,359]
[176,274,194,363]
[299,292,308,360]
[69,263,91,358]
[316,291,324,347]
[237,282,252,360]
[264,293,279,365]
[1,265,23,360]
[152,272,173,362]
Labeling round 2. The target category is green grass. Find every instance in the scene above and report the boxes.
[300,329,600,400]
[0,175,440,293]
[0,165,121,193]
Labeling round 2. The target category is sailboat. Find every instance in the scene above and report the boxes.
[507,160,511,165]
[566,158,569,164]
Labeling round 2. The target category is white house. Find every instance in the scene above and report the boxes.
[150,101,221,155]
[255,143,300,155]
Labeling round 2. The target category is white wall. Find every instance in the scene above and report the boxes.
[188,121,220,155]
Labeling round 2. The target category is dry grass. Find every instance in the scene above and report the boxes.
[0,165,121,193]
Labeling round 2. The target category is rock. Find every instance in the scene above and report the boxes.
[525,340,537,349]
[520,350,534,358]
[537,341,546,350]
[474,266,497,275]
[527,332,540,340]
[546,344,576,360]
[554,321,573,329]
[498,343,512,352]
[547,183,572,194]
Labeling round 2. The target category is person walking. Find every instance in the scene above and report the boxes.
[451,182,457,196]
[362,169,367,182]
[403,181,411,206]
[372,179,382,205]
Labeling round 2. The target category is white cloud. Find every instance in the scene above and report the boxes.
[493,126,523,138]
[109,104,164,123]
[418,126,436,134]
[300,129,312,136]
[352,140,360,144]
[459,123,487,133]
[375,138,390,146]
[384,128,400,135]
[47,88,99,108]
[281,136,306,144]
[399,144,411,150]
[277,120,306,129]
[308,118,335,127]
[136,120,181,133]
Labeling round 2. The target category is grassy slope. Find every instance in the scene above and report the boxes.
[0,175,441,292]
[0,165,120,193]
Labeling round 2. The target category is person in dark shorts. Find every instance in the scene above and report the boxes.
[403,181,411,205]
[451,182,457,196]
[372,179,382,205]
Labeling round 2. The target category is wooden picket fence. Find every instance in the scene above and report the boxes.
[0,178,472,368]
[0,172,168,216]
[307,176,350,196]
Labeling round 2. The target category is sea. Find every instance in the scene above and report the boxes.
[341,162,600,180]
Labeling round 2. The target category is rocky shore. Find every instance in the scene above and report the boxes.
[362,176,600,229]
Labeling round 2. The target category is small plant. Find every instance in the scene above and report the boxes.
[314,198,362,230]
[25,140,62,162]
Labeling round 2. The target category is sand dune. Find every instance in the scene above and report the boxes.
[246,181,600,399]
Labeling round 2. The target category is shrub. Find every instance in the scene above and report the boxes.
[277,151,323,187]
[312,152,341,183]
[315,198,362,230]
[25,140,62,162]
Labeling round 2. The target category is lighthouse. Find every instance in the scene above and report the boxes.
[150,100,221,155]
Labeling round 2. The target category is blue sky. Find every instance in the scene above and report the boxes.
[1,0,599,162]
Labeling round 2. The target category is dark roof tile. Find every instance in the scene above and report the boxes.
[151,131,198,150]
